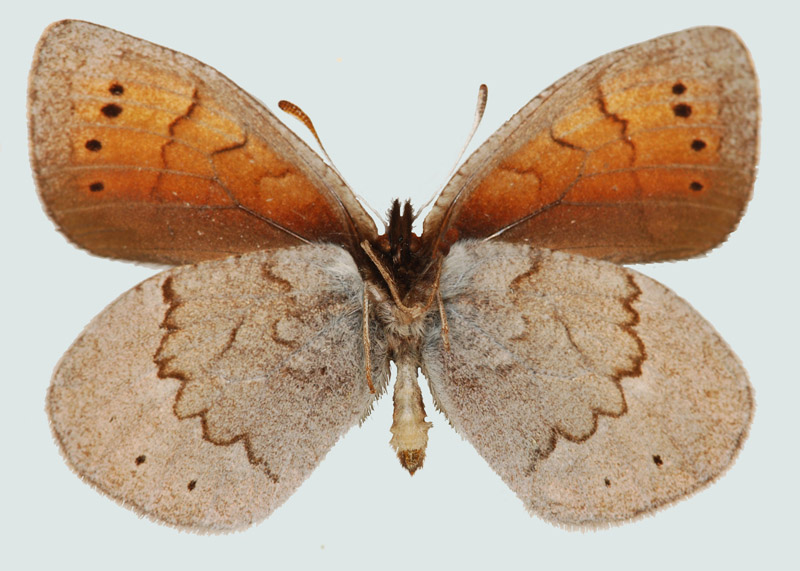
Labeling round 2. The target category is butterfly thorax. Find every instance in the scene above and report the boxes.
[370,200,436,300]
[364,199,442,343]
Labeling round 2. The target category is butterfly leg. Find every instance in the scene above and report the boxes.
[362,290,376,394]
[436,290,451,353]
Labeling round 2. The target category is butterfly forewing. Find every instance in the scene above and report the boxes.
[422,27,758,264]
[29,20,377,265]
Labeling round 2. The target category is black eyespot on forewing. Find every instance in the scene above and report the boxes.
[673,103,692,118]
[101,103,123,118]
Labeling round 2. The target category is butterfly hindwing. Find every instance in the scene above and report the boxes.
[422,241,752,526]
[48,244,388,531]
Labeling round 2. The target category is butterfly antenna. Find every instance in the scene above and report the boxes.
[278,100,334,164]
[414,84,488,219]
[279,100,386,225]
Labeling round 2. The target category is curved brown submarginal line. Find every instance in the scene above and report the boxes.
[153,274,369,482]
[169,389,282,485]
[196,413,281,484]
[596,87,630,146]
[618,273,646,379]
[523,272,645,475]
[152,87,199,201]
[595,84,656,246]
[154,277,282,484]
[159,275,179,313]
[441,300,619,473]
[154,277,190,376]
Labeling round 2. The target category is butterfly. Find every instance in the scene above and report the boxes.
[29,20,757,532]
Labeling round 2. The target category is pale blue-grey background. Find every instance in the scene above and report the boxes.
[2,1,795,569]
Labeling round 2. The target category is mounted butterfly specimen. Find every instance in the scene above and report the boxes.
[29,20,757,531]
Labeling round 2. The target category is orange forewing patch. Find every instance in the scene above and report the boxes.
[422,28,757,263]
[29,22,376,265]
